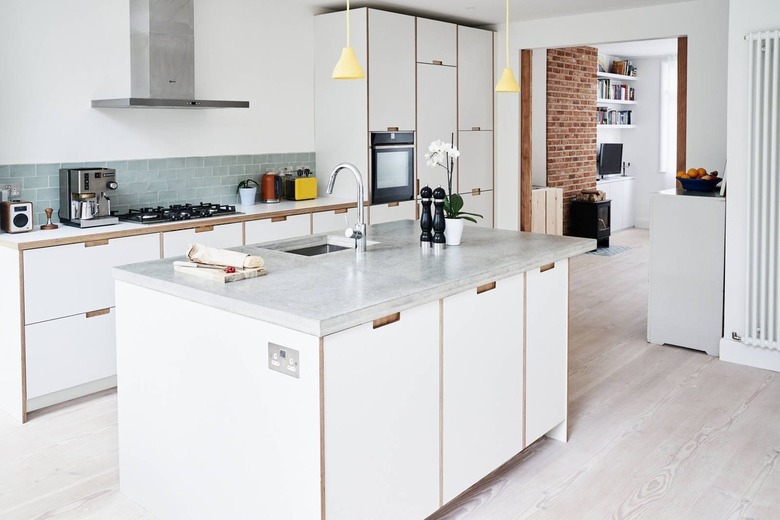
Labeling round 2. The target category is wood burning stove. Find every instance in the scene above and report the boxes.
[570,200,611,248]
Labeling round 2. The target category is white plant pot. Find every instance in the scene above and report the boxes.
[238,187,257,206]
[444,218,464,246]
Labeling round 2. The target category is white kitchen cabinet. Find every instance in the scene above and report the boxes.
[245,214,310,244]
[525,260,569,445]
[442,274,524,502]
[162,222,242,258]
[459,190,494,228]
[458,26,493,131]
[597,177,635,232]
[323,301,440,520]
[23,233,160,324]
[312,207,359,234]
[417,63,458,192]
[368,10,416,132]
[416,18,456,66]
[369,200,416,225]
[458,130,494,193]
[25,309,116,402]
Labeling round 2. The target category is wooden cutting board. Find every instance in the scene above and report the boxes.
[174,264,267,283]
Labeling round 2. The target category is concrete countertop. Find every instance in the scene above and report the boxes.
[114,220,595,336]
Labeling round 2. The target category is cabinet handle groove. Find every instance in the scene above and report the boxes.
[471,126,481,131]
[476,281,496,294]
[471,188,481,196]
[195,225,214,233]
[432,60,443,65]
[540,262,555,273]
[84,239,109,248]
[387,126,399,132]
[373,312,400,329]
[86,308,111,319]
[271,216,287,223]
[334,208,348,215]
[387,201,399,207]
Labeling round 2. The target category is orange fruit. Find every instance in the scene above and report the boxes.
[676,171,685,178]
[697,167,707,177]
[687,168,698,178]
[680,173,691,179]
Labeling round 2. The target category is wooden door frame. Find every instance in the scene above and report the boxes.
[519,38,689,231]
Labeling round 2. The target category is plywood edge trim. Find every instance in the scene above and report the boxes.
[319,338,326,520]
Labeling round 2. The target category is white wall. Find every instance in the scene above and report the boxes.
[495,0,729,231]
[531,48,547,188]
[0,0,318,164]
[720,0,780,371]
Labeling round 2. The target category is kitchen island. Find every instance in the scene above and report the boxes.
[113,221,594,520]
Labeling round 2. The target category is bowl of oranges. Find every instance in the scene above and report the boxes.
[676,167,722,192]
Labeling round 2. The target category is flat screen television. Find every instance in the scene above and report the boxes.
[598,143,623,177]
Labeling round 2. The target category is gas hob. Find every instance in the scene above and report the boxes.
[117,203,240,224]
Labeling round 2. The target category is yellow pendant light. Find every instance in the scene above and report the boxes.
[495,0,520,93]
[332,0,365,79]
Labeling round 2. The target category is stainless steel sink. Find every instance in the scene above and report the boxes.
[257,234,378,257]
[286,243,351,256]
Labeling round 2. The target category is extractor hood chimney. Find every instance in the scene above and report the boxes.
[92,0,249,109]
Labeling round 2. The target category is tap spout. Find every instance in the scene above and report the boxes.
[326,162,366,253]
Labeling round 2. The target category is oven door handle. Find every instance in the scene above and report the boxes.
[372,144,415,150]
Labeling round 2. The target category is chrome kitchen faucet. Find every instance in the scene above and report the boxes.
[326,163,367,253]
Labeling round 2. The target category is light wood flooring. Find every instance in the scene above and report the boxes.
[2,228,778,519]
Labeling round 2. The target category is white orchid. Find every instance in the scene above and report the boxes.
[423,137,481,222]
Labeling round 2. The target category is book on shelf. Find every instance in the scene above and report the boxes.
[597,79,636,101]
[596,108,632,126]
[609,59,637,77]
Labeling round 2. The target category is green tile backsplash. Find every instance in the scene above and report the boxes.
[0,152,316,226]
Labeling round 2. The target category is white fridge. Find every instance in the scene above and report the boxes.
[647,188,726,356]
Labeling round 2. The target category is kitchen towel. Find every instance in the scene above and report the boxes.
[186,243,264,269]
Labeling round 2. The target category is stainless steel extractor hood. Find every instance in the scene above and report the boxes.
[92,0,248,109]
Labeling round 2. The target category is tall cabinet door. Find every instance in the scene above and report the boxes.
[458,26,493,131]
[417,63,457,191]
[417,18,456,66]
[368,10,415,132]
[442,274,524,503]
[458,130,494,193]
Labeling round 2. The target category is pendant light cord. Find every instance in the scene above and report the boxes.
[505,0,510,68]
[346,0,351,47]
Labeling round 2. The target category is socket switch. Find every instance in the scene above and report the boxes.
[268,343,300,378]
[2,184,21,198]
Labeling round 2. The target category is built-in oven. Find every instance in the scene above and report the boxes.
[370,131,415,205]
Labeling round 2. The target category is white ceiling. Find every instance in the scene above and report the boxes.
[298,0,692,26]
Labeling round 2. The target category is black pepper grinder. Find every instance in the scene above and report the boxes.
[432,185,446,253]
[420,185,433,251]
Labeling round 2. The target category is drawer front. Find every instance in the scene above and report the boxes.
[312,208,359,235]
[369,201,416,225]
[163,222,243,258]
[26,308,116,399]
[245,214,310,245]
[24,233,160,324]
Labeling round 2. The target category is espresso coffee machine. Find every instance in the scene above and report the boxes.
[59,168,120,228]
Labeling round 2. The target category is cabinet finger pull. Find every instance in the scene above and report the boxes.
[471,126,481,131]
[540,262,555,273]
[388,201,399,207]
[471,188,481,196]
[195,225,214,233]
[476,281,496,294]
[432,60,443,65]
[86,308,111,319]
[334,208,348,215]
[84,239,109,248]
[271,216,287,223]
[387,126,399,132]
[373,312,400,329]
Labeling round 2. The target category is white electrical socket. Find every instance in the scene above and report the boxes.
[2,183,21,197]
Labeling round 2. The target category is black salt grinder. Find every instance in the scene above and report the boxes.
[420,185,433,251]
[432,185,446,253]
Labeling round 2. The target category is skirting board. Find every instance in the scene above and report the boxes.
[27,376,117,413]
[719,337,780,373]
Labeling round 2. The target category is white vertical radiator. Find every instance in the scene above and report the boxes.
[744,30,780,350]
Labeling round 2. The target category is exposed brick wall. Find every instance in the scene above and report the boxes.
[546,47,598,234]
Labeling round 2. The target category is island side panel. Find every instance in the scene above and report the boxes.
[0,247,24,422]
[115,281,322,520]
